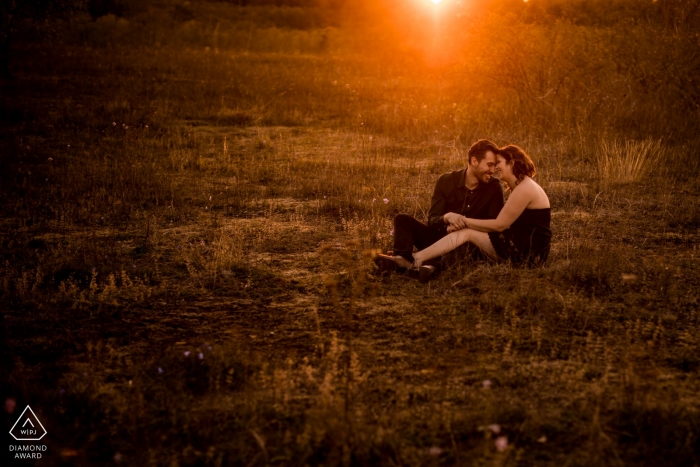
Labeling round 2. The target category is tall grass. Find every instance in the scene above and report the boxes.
[596,138,662,185]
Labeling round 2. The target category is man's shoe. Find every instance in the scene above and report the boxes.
[373,254,407,274]
[418,265,437,283]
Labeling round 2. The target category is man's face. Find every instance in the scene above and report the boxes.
[471,151,497,183]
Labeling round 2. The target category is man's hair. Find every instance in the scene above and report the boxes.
[467,139,499,164]
[498,145,536,183]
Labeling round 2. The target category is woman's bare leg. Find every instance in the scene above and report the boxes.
[413,228,498,267]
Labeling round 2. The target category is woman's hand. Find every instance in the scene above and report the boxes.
[444,212,468,231]
[446,215,468,233]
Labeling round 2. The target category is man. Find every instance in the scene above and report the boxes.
[375,139,504,280]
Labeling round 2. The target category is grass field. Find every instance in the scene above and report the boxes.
[1,1,700,465]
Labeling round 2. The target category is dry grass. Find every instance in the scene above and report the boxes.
[1,3,700,466]
[596,138,662,186]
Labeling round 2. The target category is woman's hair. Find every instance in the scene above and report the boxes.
[498,145,536,184]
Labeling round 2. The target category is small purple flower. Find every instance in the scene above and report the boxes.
[184,351,191,357]
[482,379,492,389]
[157,367,163,374]
[198,352,204,360]
[383,198,389,204]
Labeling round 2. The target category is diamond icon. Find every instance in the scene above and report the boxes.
[9,406,47,441]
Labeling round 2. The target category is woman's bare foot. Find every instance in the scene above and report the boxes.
[374,254,413,273]
[411,253,424,269]
[392,255,413,269]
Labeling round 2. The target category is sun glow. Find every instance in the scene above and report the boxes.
[430,0,444,4]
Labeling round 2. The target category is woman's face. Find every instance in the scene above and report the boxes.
[495,155,511,179]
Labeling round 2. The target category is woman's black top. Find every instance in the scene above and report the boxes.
[488,208,551,266]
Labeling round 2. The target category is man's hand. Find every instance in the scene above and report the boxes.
[447,222,467,233]
[443,212,468,232]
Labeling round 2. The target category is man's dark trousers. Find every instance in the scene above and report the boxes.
[392,214,445,264]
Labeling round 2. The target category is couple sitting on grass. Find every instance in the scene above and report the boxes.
[374,139,551,282]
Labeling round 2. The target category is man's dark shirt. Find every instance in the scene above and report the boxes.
[427,168,504,235]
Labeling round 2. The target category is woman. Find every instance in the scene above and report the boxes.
[383,145,551,280]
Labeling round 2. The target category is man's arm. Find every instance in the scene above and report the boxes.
[427,174,449,229]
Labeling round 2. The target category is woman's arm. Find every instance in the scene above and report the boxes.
[464,182,533,232]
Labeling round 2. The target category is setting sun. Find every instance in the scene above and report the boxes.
[430,0,444,4]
